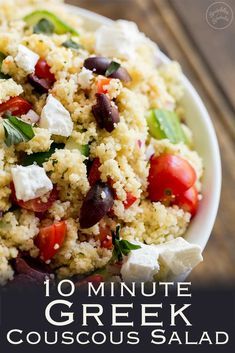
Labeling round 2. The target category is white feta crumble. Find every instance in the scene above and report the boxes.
[11,165,53,202]
[39,94,73,137]
[21,109,40,124]
[95,20,146,60]
[15,45,39,74]
[95,21,137,60]
[78,67,93,89]
[121,243,160,282]
[121,237,203,282]
[157,237,203,277]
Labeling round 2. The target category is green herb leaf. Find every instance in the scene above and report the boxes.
[147,109,187,144]
[2,116,35,147]
[62,39,82,51]
[33,18,55,34]
[21,143,65,166]
[105,61,121,77]
[0,52,10,79]
[0,52,5,65]
[111,226,141,262]
[0,73,9,79]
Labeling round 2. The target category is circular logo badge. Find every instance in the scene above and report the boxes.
[206,2,234,29]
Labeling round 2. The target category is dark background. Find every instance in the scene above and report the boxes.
[0,285,234,352]
[66,0,235,285]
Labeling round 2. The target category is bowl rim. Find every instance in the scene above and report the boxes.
[64,3,222,252]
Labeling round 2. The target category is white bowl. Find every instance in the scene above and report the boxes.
[65,4,222,252]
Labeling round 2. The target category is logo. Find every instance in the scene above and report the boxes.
[206,2,233,29]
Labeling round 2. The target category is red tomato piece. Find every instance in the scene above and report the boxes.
[174,185,199,217]
[10,183,58,213]
[78,274,104,287]
[88,158,101,186]
[0,97,32,116]
[97,78,112,94]
[99,222,113,249]
[148,154,197,202]
[124,192,137,209]
[85,274,104,283]
[35,221,67,261]
[35,59,55,83]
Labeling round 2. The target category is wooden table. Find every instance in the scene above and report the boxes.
[66,0,235,284]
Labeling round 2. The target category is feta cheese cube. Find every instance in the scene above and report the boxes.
[15,45,39,74]
[157,237,203,276]
[78,67,93,89]
[95,20,142,60]
[121,243,160,282]
[39,94,73,137]
[21,109,40,124]
[120,237,203,282]
[11,165,53,202]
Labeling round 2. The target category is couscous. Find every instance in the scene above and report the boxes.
[0,0,203,286]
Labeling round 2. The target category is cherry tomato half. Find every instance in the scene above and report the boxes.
[77,274,104,287]
[148,154,197,202]
[97,78,112,94]
[35,221,67,261]
[99,222,113,249]
[88,158,101,186]
[10,183,58,213]
[174,185,199,217]
[86,274,104,283]
[0,97,32,116]
[35,59,55,83]
[124,192,137,209]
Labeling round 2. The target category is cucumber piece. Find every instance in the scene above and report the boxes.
[24,10,79,36]
[65,137,89,157]
[21,143,64,167]
[0,52,10,79]
[0,52,5,67]
[147,109,187,144]
[147,110,165,140]
[79,144,90,157]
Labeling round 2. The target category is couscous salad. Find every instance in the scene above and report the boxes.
[0,0,203,286]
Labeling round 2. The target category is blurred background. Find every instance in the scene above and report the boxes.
[66,0,235,284]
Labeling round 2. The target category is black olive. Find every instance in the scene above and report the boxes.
[109,67,132,82]
[28,74,52,93]
[8,256,51,287]
[8,274,38,287]
[92,93,120,132]
[84,56,110,75]
[84,56,132,82]
[80,181,114,229]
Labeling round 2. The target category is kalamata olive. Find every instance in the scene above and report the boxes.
[8,274,38,287]
[109,67,132,82]
[84,56,132,82]
[92,93,120,132]
[84,56,110,75]
[13,256,50,284]
[80,181,114,229]
[28,74,52,94]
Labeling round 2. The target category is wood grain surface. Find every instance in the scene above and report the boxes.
[66,0,235,284]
